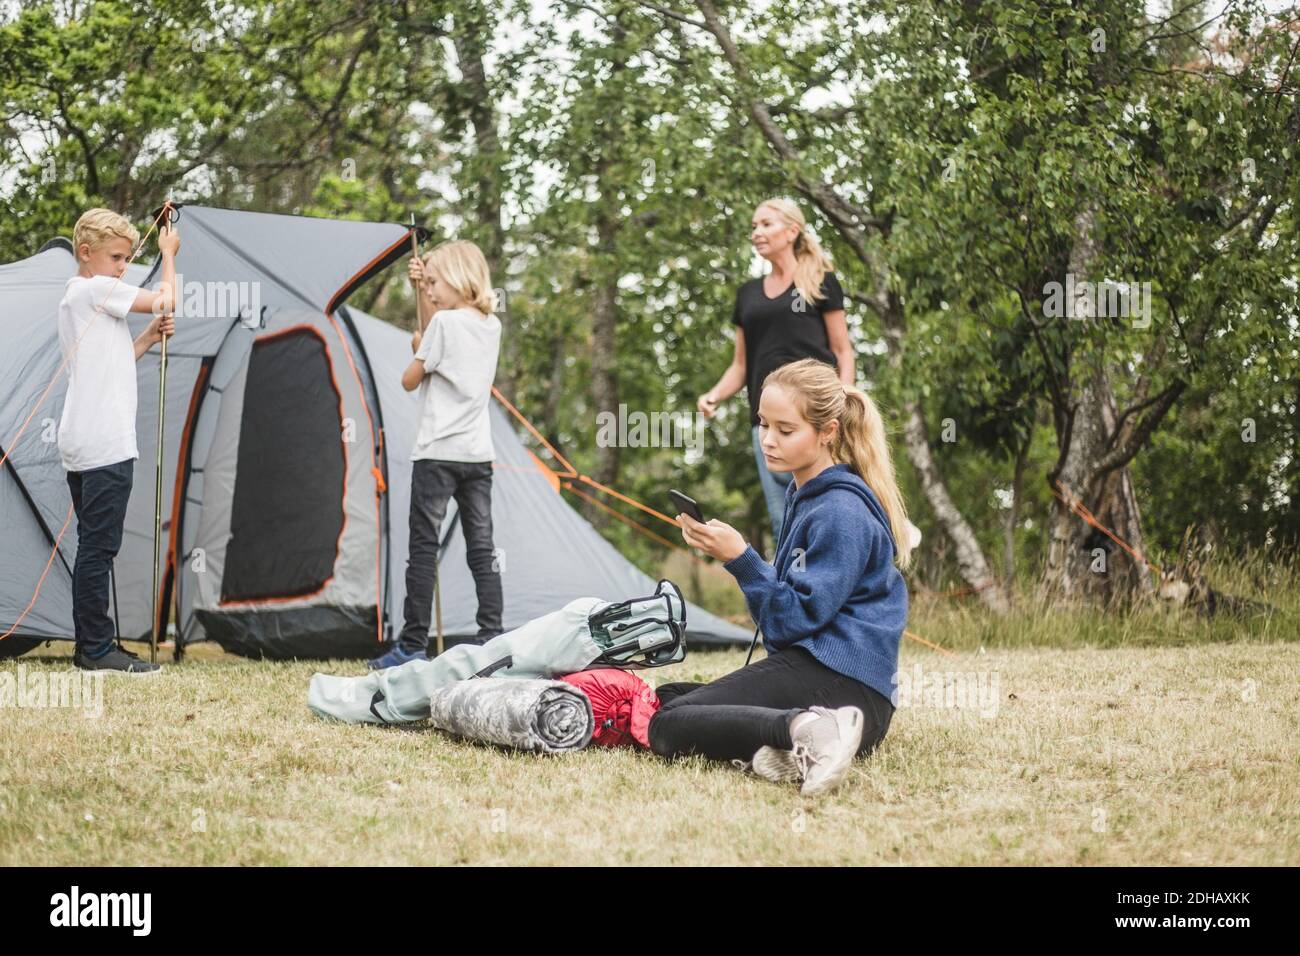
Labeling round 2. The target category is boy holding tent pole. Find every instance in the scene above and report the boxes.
[369,240,503,669]
[59,208,177,674]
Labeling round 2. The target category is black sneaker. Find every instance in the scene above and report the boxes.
[74,647,162,674]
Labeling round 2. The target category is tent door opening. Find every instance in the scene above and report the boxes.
[220,326,346,603]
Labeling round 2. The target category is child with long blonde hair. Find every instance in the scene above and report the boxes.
[656,358,911,796]
[370,240,503,668]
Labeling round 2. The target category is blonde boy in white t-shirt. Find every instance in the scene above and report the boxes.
[59,208,178,674]
[369,240,503,669]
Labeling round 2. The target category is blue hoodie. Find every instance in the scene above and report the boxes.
[722,462,908,702]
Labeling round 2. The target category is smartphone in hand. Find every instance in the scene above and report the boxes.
[669,489,704,523]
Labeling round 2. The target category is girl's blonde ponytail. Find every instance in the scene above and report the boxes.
[837,385,912,569]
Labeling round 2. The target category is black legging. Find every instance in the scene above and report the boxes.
[648,645,894,763]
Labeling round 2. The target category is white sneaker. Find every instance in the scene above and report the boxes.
[751,745,801,784]
[790,705,864,796]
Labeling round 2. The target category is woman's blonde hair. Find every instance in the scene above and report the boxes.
[756,197,833,307]
[764,358,912,569]
[423,239,495,314]
[73,208,139,257]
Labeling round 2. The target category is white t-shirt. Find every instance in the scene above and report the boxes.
[411,307,502,463]
[57,274,142,472]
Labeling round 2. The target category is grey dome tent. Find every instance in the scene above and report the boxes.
[0,205,749,659]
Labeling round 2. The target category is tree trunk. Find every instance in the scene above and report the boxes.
[1045,362,1152,602]
[541,321,569,456]
[875,274,1008,612]
[581,13,631,527]
[903,402,1009,611]
[1044,210,1152,603]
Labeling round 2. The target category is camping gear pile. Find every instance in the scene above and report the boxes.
[308,581,679,753]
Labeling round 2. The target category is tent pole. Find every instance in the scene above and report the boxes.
[148,202,179,666]
[411,212,445,655]
[110,565,121,649]
[409,213,421,334]
[432,510,458,657]
[150,326,167,665]
[434,576,443,657]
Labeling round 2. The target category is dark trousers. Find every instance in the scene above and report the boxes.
[66,459,134,658]
[648,645,894,763]
[398,459,503,651]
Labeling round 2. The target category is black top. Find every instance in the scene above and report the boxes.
[732,271,845,425]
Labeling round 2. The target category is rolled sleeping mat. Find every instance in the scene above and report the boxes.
[426,677,594,753]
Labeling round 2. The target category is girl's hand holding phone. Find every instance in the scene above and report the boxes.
[678,513,747,562]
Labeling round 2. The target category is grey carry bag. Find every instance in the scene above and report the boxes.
[308,597,604,724]
[307,580,689,725]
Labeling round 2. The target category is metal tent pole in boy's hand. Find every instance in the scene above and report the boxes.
[409,213,421,331]
[409,213,445,657]
[150,203,179,665]
[150,304,167,663]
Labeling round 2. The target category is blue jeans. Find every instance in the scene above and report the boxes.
[66,459,134,658]
[752,424,793,544]
[398,459,503,651]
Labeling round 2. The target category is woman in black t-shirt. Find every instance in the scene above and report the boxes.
[698,197,855,543]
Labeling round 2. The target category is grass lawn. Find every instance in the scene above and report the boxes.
[2,627,1296,865]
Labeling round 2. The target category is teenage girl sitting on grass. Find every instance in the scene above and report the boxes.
[650,358,912,797]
